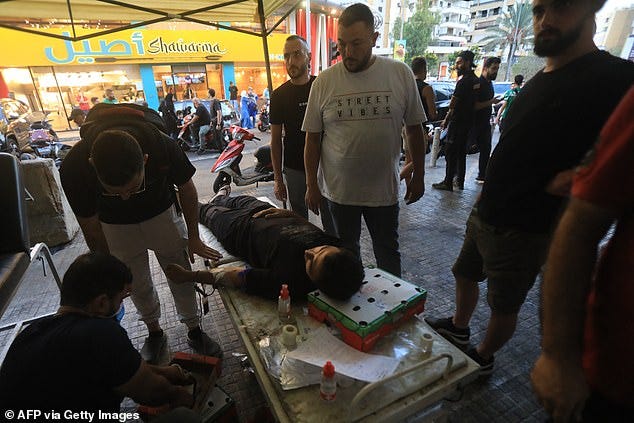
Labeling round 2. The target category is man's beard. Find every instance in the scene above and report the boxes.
[344,53,371,73]
[457,67,465,76]
[288,64,307,80]
[488,71,498,81]
[534,20,584,57]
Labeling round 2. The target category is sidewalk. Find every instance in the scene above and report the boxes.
[1,129,548,422]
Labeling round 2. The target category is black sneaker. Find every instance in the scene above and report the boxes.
[140,331,169,365]
[187,327,223,358]
[453,181,464,190]
[466,347,494,376]
[475,177,485,184]
[432,182,453,192]
[425,316,470,348]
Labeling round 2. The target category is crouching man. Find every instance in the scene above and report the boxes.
[166,187,364,300]
[0,253,199,421]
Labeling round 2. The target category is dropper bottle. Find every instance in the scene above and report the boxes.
[278,284,291,323]
[320,361,337,401]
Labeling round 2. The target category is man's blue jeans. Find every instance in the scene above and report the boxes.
[327,200,401,277]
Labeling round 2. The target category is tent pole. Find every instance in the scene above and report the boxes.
[258,0,273,95]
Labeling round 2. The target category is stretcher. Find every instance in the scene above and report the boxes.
[197,201,479,422]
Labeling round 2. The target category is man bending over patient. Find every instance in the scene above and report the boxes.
[166,186,364,300]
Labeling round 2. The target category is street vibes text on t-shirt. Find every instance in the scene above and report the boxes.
[334,91,392,120]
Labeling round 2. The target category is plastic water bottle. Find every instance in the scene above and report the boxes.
[278,284,291,323]
[320,361,337,401]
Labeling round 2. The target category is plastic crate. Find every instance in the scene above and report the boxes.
[308,268,427,352]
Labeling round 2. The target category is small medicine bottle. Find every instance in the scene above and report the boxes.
[278,284,291,323]
[320,361,337,401]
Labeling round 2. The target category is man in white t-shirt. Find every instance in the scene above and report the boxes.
[303,2,427,277]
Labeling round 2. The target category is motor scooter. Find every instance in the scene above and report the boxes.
[257,103,270,132]
[178,114,230,153]
[210,125,274,193]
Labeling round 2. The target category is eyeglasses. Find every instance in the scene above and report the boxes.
[101,173,146,198]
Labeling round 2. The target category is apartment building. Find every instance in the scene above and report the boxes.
[465,0,516,46]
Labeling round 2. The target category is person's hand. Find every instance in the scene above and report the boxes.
[492,97,502,105]
[531,353,589,422]
[400,162,413,181]
[546,169,575,197]
[440,120,447,130]
[164,263,193,285]
[404,176,424,205]
[163,364,195,386]
[252,207,296,219]
[187,237,222,263]
[305,185,323,215]
[274,180,288,203]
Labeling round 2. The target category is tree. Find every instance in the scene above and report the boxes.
[391,4,439,63]
[479,1,534,81]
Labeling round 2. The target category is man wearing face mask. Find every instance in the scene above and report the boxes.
[432,50,480,192]
[425,0,633,376]
[0,253,199,420]
[303,3,427,278]
[61,117,223,365]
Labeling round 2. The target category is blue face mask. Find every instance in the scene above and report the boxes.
[105,303,125,322]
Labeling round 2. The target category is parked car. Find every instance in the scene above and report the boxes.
[429,81,455,123]
[172,98,239,128]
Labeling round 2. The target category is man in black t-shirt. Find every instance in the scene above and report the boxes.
[270,35,335,235]
[188,98,212,151]
[426,0,634,377]
[60,111,223,364]
[432,50,479,191]
[471,56,501,183]
[166,191,364,301]
[0,253,196,417]
[228,81,239,112]
[203,88,224,153]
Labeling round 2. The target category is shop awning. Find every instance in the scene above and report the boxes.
[0,0,300,91]
[0,0,296,40]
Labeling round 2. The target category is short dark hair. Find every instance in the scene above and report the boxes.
[60,253,132,308]
[514,74,524,85]
[208,88,216,97]
[340,3,374,30]
[457,50,476,68]
[90,130,144,186]
[590,0,607,13]
[314,248,364,300]
[483,56,501,68]
[286,35,310,52]
[411,56,428,75]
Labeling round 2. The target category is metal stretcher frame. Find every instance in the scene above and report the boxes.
[197,201,480,421]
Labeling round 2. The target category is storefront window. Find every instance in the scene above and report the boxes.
[154,63,223,101]
[27,65,143,131]
[234,63,287,98]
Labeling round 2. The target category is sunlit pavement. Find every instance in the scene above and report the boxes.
[2,127,548,422]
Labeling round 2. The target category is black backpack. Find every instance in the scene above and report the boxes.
[81,103,168,140]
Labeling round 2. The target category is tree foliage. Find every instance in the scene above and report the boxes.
[391,5,439,63]
[479,1,534,81]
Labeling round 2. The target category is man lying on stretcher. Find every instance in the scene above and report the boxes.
[166,186,364,301]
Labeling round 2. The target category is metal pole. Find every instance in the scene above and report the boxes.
[306,0,311,53]
[257,0,273,95]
